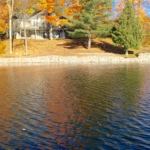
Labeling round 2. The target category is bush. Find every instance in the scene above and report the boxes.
[0,42,6,54]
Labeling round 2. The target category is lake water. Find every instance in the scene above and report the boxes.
[0,63,150,149]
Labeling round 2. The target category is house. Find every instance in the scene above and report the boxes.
[14,10,67,39]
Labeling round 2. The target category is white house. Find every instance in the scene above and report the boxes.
[14,10,67,39]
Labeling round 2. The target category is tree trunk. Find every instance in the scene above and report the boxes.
[87,34,91,50]
[9,14,13,54]
[23,14,28,55]
[35,29,37,39]
[7,0,14,54]
[125,48,128,58]
[49,25,53,40]
[24,30,28,55]
[7,0,14,55]
[20,28,21,37]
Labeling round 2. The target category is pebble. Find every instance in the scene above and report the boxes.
[0,53,149,64]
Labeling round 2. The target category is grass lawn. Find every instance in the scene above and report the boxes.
[0,38,150,58]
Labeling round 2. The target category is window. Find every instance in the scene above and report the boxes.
[32,17,38,27]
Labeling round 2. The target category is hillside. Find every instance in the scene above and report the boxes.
[0,38,150,58]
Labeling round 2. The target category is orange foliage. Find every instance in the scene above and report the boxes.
[64,3,82,17]
[46,15,60,26]
[36,0,47,10]
[59,19,68,26]
[42,0,68,26]
[0,4,8,33]
[13,0,37,14]
[64,0,111,20]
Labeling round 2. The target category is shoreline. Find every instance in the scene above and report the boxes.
[0,53,149,64]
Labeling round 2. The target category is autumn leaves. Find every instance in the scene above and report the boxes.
[0,2,8,33]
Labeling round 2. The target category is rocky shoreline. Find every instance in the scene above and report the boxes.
[0,53,149,64]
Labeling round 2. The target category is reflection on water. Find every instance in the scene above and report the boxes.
[0,64,150,149]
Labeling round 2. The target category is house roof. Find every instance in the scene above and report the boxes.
[14,10,47,20]
[29,10,48,20]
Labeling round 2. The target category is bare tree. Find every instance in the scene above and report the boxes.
[6,0,14,55]
[23,13,28,55]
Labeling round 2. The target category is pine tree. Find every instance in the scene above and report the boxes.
[67,0,112,49]
[111,0,143,57]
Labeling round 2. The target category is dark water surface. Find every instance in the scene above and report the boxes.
[0,63,150,150]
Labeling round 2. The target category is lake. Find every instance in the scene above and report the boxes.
[0,63,150,149]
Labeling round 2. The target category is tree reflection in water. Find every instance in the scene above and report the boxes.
[0,64,150,149]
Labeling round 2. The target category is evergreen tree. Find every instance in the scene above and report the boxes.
[67,0,112,49]
[111,0,143,57]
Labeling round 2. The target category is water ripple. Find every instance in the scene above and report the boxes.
[0,64,150,149]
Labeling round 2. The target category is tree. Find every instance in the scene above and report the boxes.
[13,0,38,55]
[111,0,143,57]
[114,0,150,22]
[38,0,68,40]
[64,0,81,17]
[66,0,112,49]
[0,0,36,54]
[0,3,8,35]
[17,0,35,56]
[6,0,14,55]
